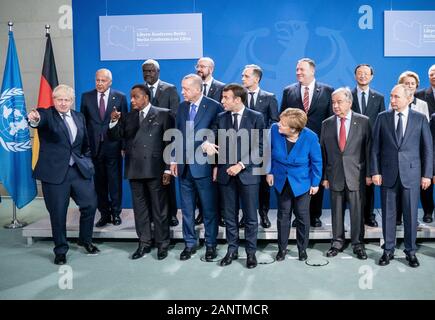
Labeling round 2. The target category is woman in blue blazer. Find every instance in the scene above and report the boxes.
[266,108,322,261]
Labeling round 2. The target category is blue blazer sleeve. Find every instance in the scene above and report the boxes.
[308,132,322,187]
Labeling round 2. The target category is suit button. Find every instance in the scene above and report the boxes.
[144,145,147,147]
[149,134,152,136]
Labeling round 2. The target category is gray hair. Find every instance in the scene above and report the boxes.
[198,57,215,69]
[332,87,353,103]
[182,73,203,90]
[298,57,316,69]
[53,84,75,101]
[393,84,413,98]
[142,59,160,71]
[96,68,112,80]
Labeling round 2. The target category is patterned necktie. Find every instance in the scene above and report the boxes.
[99,93,105,120]
[149,86,154,102]
[61,113,75,166]
[339,117,346,152]
[396,112,403,146]
[139,110,145,124]
[189,103,197,121]
[303,86,310,113]
[249,92,255,109]
[203,83,207,96]
[232,113,239,131]
[361,91,367,114]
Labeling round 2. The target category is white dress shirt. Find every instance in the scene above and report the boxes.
[300,79,315,107]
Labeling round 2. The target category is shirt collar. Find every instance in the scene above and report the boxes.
[192,95,204,107]
[58,110,72,117]
[232,105,245,116]
[357,86,369,95]
[140,103,152,116]
[302,79,316,91]
[336,110,352,122]
[248,87,260,94]
[395,106,410,117]
[204,77,213,87]
[147,79,160,89]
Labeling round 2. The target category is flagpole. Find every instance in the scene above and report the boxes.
[3,21,28,229]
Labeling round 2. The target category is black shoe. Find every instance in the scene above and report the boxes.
[246,253,257,269]
[238,219,245,229]
[157,248,168,260]
[180,247,196,261]
[365,217,378,227]
[354,247,368,260]
[219,217,226,227]
[298,249,308,261]
[423,215,433,223]
[195,214,203,225]
[311,217,322,228]
[131,243,151,260]
[112,215,122,226]
[170,215,179,227]
[220,251,238,266]
[95,215,112,227]
[326,247,341,257]
[406,254,420,268]
[276,250,287,261]
[205,246,217,261]
[396,220,402,226]
[379,252,394,266]
[78,242,100,255]
[54,253,66,265]
[291,219,297,228]
[260,215,271,228]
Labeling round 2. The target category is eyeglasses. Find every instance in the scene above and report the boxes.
[195,64,210,69]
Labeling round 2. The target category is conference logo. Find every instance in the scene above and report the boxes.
[0,87,32,152]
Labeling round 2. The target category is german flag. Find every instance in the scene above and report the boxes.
[32,32,58,168]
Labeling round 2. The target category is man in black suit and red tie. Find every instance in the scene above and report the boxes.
[80,68,128,227]
[29,84,100,265]
[242,64,279,228]
[142,59,180,227]
[108,84,174,260]
[280,57,334,227]
[351,64,385,227]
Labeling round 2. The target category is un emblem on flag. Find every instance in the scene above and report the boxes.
[0,87,32,152]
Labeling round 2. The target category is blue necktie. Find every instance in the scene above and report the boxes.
[189,103,197,121]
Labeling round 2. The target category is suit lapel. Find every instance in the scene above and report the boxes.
[70,111,81,146]
[344,114,357,151]
[105,91,117,120]
[388,110,399,146]
[193,97,207,128]
[208,81,216,97]
[55,111,72,145]
[294,83,303,108]
[401,109,414,147]
[308,83,321,116]
[352,89,361,113]
[426,88,435,109]
[239,108,249,129]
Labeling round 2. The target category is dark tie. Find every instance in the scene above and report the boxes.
[149,86,154,102]
[232,113,239,131]
[303,86,310,113]
[361,91,367,114]
[189,103,197,122]
[61,113,75,166]
[203,83,207,96]
[249,92,255,109]
[99,93,105,120]
[139,110,145,124]
[339,117,346,152]
[396,112,403,146]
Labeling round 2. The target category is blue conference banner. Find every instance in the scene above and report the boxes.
[0,31,37,209]
[72,0,435,208]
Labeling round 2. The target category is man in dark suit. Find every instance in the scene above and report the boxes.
[242,64,279,228]
[371,84,433,268]
[28,84,100,265]
[108,84,174,260]
[170,74,223,262]
[142,59,180,227]
[415,64,435,223]
[321,87,371,260]
[280,57,334,227]
[80,68,128,227]
[351,64,385,228]
[209,83,265,269]
[194,57,226,227]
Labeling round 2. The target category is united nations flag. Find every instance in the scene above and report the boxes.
[0,29,36,209]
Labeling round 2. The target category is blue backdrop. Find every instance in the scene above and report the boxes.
[72,0,435,208]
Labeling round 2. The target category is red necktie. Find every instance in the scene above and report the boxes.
[99,93,105,120]
[339,117,346,152]
[303,86,309,113]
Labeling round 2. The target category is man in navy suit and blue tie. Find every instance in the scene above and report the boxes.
[170,74,223,262]
[207,83,265,269]
[280,58,334,228]
[28,85,100,265]
[371,84,433,268]
[80,69,128,227]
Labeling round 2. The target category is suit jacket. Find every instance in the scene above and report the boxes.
[416,87,435,117]
[280,81,334,136]
[351,87,385,128]
[320,112,371,192]
[370,109,433,188]
[216,108,265,185]
[80,88,128,157]
[150,80,180,116]
[33,107,94,184]
[175,95,223,178]
[244,89,279,128]
[207,79,225,103]
[429,114,435,175]
[108,106,174,180]
[269,124,322,196]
